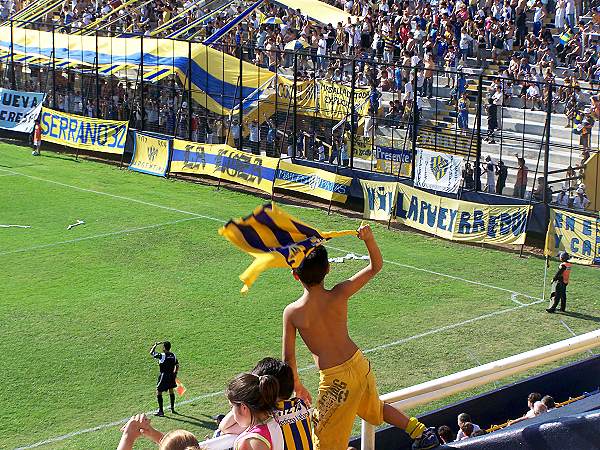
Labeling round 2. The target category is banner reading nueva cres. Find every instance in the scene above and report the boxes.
[0,88,45,133]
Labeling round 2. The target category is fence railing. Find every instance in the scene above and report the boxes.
[360,329,600,450]
[2,19,600,209]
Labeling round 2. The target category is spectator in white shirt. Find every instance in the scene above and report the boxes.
[554,186,571,208]
[456,413,481,440]
[573,186,591,210]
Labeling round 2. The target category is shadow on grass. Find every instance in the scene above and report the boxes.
[164,413,217,430]
[559,311,600,323]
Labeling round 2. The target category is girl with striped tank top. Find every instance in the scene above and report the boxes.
[227,373,285,450]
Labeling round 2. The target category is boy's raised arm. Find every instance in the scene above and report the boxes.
[282,306,312,406]
[334,225,383,298]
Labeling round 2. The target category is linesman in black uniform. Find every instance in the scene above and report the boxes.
[150,341,179,416]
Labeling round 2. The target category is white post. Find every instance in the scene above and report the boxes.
[361,420,376,450]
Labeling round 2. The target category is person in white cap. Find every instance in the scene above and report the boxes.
[554,184,571,208]
[573,184,590,210]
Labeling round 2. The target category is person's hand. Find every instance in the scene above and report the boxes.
[294,382,313,407]
[120,414,150,440]
[357,224,374,242]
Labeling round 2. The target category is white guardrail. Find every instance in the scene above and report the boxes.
[361,329,600,450]
[197,330,600,450]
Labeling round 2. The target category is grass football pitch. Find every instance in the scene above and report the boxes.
[1,141,599,449]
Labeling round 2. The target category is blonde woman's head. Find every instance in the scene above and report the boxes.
[159,429,200,450]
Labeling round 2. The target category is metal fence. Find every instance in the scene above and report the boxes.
[2,19,600,209]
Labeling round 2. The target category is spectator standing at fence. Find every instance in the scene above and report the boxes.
[456,413,481,440]
[282,225,439,450]
[247,119,260,155]
[554,185,571,207]
[231,119,241,149]
[513,156,528,198]
[508,393,543,425]
[457,92,470,134]
[150,341,179,417]
[573,185,591,210]
[482,156,496,193]
[496,160,508,195]
[485,97,498,144]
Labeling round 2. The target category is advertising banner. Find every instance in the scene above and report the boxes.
[545,208,599,265]
[170,139,279,194]
[0,88,45,132]
[274,160,352,203]
[414,148,463,193]
[129,132,171,177]
[396,184,530,244]
[360,180,398,221]
[39,107,128,154]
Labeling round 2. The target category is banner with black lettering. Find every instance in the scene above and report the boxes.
[170,139,279,194]
[360,180,398,221]
[414,148,463,193]
[0,88,45,132]
[317,81,370,120]
[129,132,171,177]
[545,208,599,265]
[396,184,530,244]
[40,107,128,154]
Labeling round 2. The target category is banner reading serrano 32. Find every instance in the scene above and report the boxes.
[274,161,352,203]
[129,132,171,177]
[0,88,45,132]
[396,184,530,244]
[544,208,599,265]
[170,139,279,194]
[40,107,128,154]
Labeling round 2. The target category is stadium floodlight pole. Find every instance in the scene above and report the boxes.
[292,51,298,159]
[349,57,356,169]
[474,73,484,193]
[410,66,418,181]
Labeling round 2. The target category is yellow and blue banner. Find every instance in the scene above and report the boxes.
[396,184,530,244]
[129,132,171,177]
[375,144,412,177]
[360,180,398,221]
[39,107,128,154]
[170,139,279,194]
[219,203,356,292]
[0,88,45,132]
[274,161,353,203]
[0,26,275,117]
[318,81,370,120]
[545,208,599,265]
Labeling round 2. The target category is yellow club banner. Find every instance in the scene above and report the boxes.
[544,208,599,265]
[396,184,530,244]
[360,179,398,221]
[318,81,370,120]
[345,132,374,161]
[39,107,128,155]
[276,78,316,111]
[170,139,279,194]
[129,132,171,177]
[274,161,352,203]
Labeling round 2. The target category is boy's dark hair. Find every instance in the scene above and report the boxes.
[163,341,171,351]
[252,357,294,400]
[294,245,329,286]
[528,392,542,404]
[471,429,487,437]
[437,425,454,443]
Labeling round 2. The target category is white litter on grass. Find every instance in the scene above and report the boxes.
[328,253,371,263]
[0,224,31,228]
[67,220,85,230]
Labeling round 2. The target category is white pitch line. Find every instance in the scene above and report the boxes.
[0,172,21,177]
[559,320,593,356]
[2,167,542,302]
[511,293,526,306]
[17,297,543,449]
[0,217,204,257]
[327,245,542,301]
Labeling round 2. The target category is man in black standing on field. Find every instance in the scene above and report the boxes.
[150,341,179,416]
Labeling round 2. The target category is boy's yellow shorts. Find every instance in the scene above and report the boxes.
[312,350,384,450]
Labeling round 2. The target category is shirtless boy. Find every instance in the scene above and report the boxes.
[283,225,438,450]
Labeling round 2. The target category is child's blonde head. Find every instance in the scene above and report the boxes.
[159,429,200,450]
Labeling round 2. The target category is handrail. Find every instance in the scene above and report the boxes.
[360,329,600,450]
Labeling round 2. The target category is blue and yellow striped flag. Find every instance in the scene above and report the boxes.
[219,203,356,292]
